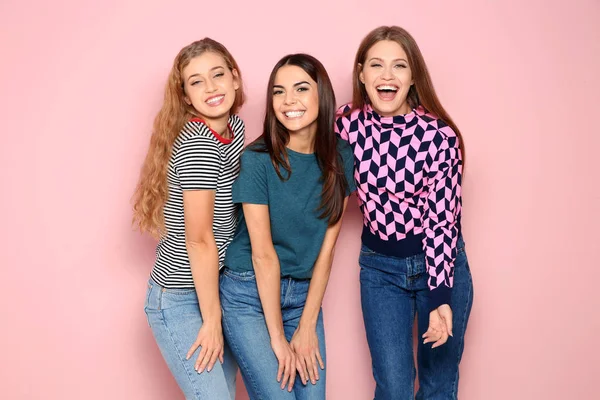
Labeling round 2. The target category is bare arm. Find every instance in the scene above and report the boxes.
[242,203,285,340]
[300,197,348,330]
[292,198,349,385]
[243,203,297,391]
[182,190,223,372]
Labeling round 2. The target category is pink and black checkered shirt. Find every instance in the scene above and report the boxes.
[335,103,463,310]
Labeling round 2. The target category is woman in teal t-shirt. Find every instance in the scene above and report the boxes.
[220,53,356,400]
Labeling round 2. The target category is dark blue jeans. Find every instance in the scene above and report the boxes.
[359,237,473,400]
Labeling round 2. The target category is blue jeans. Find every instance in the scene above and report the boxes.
[144,279,237,400]
[220,268,326,400]
[359,237,473,400]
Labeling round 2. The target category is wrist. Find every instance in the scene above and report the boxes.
[200,309,222,327]
[269,331,287,344]
[297,318,317,332]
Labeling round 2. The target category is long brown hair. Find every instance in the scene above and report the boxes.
[251,54,347,226]
[132,38,245,237]
[351,26,465,160]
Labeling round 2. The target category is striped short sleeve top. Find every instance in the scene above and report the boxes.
[150,115,245,288]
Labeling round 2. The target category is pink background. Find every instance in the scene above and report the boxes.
[1,0,599,398]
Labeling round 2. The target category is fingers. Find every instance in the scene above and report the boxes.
[206,346,221,372]
[431,322,449,349]
[288,360,297,392]
[315,348,325,370]
[196,347,212,373]
[194,344,208,372]
[186,340,201,361]
[307,353,318,384]
[277,359,284,384]
[422,327,438,344]
[219,348,224,364]
[295,357,308,385]
[280,354,291,390]
[280,353,296,391]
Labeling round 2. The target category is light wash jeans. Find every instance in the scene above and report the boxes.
[220,268,326,400]
[144,278,237,400]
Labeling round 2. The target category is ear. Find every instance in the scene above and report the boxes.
[183,95,192,106]
[358,64,365,84]
[232,69,240,91]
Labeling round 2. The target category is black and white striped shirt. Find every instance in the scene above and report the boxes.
[150,115,245,288]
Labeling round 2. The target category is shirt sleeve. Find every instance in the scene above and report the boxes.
[232,149,269,205]
[334,104,351,141]
[173,135,221,191]
[423,132,463,312]
[338,139,357,196]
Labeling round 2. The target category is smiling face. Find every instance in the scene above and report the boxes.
[182,51,240,123]
[359,40,414,117]
[271,65,319,137]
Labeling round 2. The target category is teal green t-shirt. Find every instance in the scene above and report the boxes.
[224,139,356,279]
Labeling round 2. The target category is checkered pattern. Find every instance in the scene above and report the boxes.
[335,104,462,301]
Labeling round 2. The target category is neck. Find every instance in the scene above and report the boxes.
[286,124,316,154]
[375,101,412,117]
[203,114,230,137]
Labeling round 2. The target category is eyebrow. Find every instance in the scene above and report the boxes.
[187,66,226,80]
[367,57,408,63]
[272,81,311,89]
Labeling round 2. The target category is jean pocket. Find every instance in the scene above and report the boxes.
[223,268,256,281]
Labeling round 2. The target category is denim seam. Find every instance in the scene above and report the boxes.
[282,278,293,308]
[450,270,473,398]
[160,309,202,400]
[222,310,263,400]
[410,300,416,395]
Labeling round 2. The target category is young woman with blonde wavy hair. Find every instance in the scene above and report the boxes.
[132,38,245,400]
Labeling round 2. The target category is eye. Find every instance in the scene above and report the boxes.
[394,64,407,69]
[191,80,202,86]
[296,86,309,92]
[370,63,382,68]
[214,72,224,78]
[273,89,284,95]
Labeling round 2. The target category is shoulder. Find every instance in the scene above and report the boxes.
[240,143,270,166]
[336,137,353,160]
[414,107,459,151]
[335,103,363,122]
[228,114,245,135]
[179,120,219,144]
[415,107,457,140]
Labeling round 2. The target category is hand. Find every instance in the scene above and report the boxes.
[271,335,297,392]
[422,304,453,348]
[290,325,324,385]
[185,322,224,373]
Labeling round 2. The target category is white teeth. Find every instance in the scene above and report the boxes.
[376,85,398,91]
[207,95,224,104]
[285,111,305,118]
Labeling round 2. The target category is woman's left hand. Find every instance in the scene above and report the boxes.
[422,304,453,348]
[290,325,324,385]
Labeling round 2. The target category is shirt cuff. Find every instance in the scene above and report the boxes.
[428,284,451,312]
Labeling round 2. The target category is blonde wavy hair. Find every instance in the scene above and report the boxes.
[132,38,245,238]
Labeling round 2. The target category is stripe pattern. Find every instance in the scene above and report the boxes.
[151,115,245,288]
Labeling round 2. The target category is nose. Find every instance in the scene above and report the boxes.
[283,91,296,105]
[205,78,217,93]
[381,66,394,80]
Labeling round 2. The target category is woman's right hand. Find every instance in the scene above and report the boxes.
[185,322,224,373]
[271,334,297,392]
